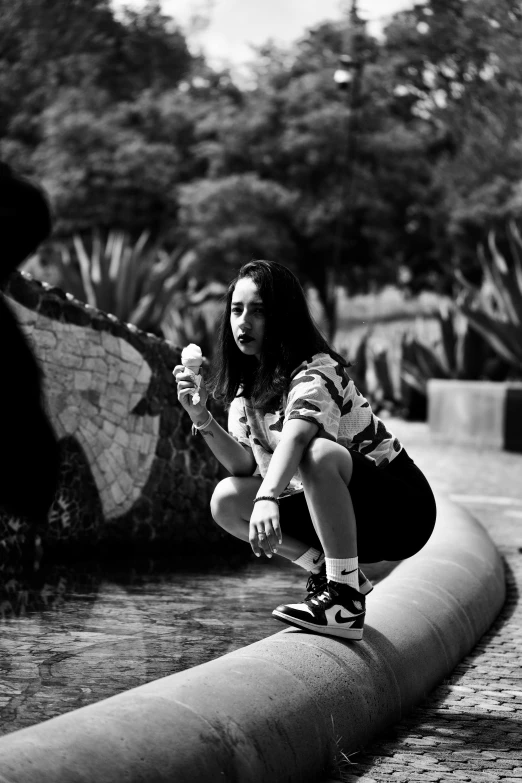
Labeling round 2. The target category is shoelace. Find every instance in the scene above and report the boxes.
[306,572,326,596]
[309,587,333,607]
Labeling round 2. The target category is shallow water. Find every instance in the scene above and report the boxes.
[0,550,394,736]
[0,552,298,734]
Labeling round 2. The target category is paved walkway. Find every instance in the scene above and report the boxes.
[336,419,522,783]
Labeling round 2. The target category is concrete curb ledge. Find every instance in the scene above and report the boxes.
[0,492,506,783]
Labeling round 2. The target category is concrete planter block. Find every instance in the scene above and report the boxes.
[428,379,522,453]
[0,493,505,783]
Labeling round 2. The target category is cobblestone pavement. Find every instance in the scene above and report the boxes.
[336,419,522,783]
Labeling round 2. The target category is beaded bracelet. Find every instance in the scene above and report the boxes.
[253,495,280,506]
[191,411,213,435]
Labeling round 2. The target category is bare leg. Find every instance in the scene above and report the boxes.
[271,438,372,639]
[299,437,357,559]
[210,476,310,561]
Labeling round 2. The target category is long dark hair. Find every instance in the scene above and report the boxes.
[209,260,349,413]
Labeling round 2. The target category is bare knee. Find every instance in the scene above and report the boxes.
[300,437,353,484]
[210,476,259,536]
[210,477,241,527]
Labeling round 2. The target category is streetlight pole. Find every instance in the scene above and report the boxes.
[328,0,365,341]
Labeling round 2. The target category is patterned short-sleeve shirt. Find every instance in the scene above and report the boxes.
[227,352,402,496]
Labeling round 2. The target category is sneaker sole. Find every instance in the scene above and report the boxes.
[272,610,364,640]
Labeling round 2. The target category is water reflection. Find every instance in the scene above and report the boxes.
[0,552,396,736]
[0,550,306,736]
[0,549,249,620]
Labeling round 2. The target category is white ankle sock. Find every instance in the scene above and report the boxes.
[293,547,324,573]
[326,556,359,590]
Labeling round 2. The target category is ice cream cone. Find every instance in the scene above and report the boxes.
[180,344,204,405]
[184,360,202,373]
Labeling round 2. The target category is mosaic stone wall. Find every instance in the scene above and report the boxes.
[1,271,226,562]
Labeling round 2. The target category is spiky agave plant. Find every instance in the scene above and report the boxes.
[53,229,198,335]
[400,300,500,392]
[397,301,506,420]
[456,222,522,376]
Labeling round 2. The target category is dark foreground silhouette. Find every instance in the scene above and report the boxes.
[0,162,59,527]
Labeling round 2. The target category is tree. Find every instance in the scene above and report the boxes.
[177,173,299,279]
[4,0,520,339]
[0,0,205,238]
[110,1,193,97]
[383,0,522,285]
[31,87,209,238]
[187,22,444,331]
[0,0,117,135]
[0,0,193,158]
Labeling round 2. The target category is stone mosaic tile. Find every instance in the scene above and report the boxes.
[1,272,225,562]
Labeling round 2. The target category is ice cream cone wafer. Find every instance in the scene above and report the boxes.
[184,360,202,372]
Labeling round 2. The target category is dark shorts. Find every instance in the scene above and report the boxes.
[278,448,437,563]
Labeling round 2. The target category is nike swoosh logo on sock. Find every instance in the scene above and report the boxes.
[341,568,357,575]
[313,553,323,565]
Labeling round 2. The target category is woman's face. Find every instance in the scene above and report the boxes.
[230,277,265,360]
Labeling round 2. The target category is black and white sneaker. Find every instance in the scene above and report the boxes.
[273,581,366,640]
[305,565,373,600]
[304,567,327,600]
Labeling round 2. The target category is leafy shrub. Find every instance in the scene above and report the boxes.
[358,303,507,420]
[161,282,226,360]
[456,223,522,377]
[26,229,199,336]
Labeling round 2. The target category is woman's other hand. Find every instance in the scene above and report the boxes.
[249,500,282,558]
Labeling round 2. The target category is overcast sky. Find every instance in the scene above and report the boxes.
[114,0,417,69]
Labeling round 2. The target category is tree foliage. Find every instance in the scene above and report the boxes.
[384,0,522,283]
[2,0,522,335]
[178,173,299,279]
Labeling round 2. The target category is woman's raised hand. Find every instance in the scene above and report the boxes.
[173,365,209,416]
